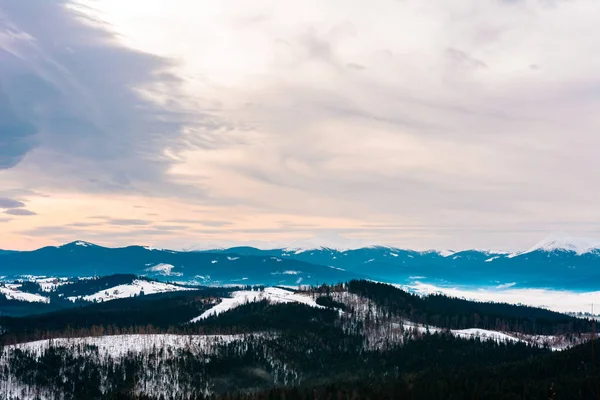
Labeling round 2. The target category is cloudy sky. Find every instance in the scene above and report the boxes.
[0,0,599,251]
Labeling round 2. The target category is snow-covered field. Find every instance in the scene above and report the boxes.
[35,277,70,292]
[190,287,322,322]
[67,280,194,302]
[0,285,49,303]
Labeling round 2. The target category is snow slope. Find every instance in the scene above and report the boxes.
[0,286,49,303]
[67,280,194,302]
[5,334,251,359]
[190,287,322,322]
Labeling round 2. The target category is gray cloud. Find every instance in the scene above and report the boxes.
[0,82,37,169]
[66,222,98,228]
[0,197,25,209]
[4,208,36,216]
[107,219,152,226]
[152,225,185,231]
[0,0,208,197]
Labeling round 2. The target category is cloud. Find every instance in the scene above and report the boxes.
[0,83,37,169]
[4,208,36,216]
[0,197,25,209]
[152,225,185,231]
[107,218,152,226]
[0,0,206,197]
[66,222,98,228]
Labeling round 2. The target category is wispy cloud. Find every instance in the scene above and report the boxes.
[4,208,36,216]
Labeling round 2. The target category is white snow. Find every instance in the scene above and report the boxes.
[437,250,456,257]
[67,280,194,302]
[496,282,516,289]
[485,256,499,262]
[271,270,302,275]
[509,236,600,258]
[451,328,520,343]
[5,334,251,359]
[227,256,239,261]
[0,286,49,303]
[144,263,182,276]
[143,245,167,251]
[190,287,322,322]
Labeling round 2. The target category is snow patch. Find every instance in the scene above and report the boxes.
[144,263,182,277]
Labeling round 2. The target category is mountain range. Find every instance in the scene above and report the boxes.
[2,237,600,291]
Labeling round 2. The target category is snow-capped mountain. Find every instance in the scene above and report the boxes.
[284,232,375,253]
[508,236,600,258]
[3,236,600,293]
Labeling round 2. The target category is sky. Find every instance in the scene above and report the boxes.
[1,0,599,251]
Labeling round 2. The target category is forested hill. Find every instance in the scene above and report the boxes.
[1,279,598,399]
[346,280,594,335]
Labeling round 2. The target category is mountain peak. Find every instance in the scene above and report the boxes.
[284,233,374,253]
[509,236,600,257]
[60,240,98,248]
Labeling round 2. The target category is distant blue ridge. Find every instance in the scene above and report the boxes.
[1,241,600,291]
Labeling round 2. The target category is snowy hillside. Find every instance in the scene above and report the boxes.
[5,333,254,359]
[190,287,322,322]
[0,285,49,303]
[67,279,194,302]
